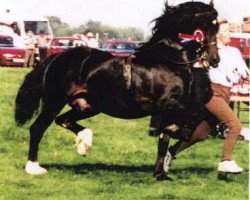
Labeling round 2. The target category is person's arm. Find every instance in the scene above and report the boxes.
[226,48,249,83]
[234,48,250,78]
[24,36,30,45]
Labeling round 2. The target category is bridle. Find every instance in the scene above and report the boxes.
[144,33,217,67]
[140,26,217,68]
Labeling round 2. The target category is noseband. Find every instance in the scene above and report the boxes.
[178,29,217,67]
[179,29,205,43]
[178,30,216,47]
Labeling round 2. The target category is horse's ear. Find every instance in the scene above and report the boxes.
[164,0,174,15]
[209,0,214,7]
[165,0,171,10]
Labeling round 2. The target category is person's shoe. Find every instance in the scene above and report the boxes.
[163,150,174,173]
[217,160,243,173]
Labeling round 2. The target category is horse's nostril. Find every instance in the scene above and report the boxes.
[213,63,218,68]
[210,60,219,68]
[216,56,220,64]
[209,55,220,68]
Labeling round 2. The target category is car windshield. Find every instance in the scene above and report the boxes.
[24,21,49,35]
[58,39,74,47]
[56,39,85,48]
[101,42,136,50]
[0,36,14,47]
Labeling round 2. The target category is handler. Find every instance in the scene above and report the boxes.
[167,19,249,174]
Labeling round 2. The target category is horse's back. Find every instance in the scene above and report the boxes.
[43,47,113,95]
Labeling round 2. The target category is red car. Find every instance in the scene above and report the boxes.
[230,32,250,66]
[99,40,137,58]
[47,37,87,56]
[0,35,25,66]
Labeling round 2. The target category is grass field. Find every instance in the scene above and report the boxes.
[0,67,249,200]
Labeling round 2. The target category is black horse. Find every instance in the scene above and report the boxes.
[15,1,219,179]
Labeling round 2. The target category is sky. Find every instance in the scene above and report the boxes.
[1,0,250,35]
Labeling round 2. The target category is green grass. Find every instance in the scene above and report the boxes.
[0,67,249,200]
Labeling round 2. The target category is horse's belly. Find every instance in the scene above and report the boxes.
[103,110,149,119]
[99,98,150,119]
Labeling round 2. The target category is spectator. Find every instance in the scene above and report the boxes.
[23,30,36,68]
[79,33,88,46]
[36,30,51,62]
[85,32,99,48]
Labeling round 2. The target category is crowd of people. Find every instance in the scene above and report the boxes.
[23,30,99,68]
[23,30,52,68]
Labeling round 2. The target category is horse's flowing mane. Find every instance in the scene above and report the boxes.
[141,1,218,49]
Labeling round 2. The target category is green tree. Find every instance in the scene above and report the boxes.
[83,20,102,34]
[120,27,144,41]
[46,16,72,36]
[46,17,145,40]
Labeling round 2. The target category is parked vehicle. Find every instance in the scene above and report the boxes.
[47,37,86,56]
[0,10,53,48]
[99,40,138,58]
[230,32,250,66]
[0,35,25,66]
[134,41,145,49]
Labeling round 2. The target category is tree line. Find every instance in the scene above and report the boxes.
[47,16,146,41]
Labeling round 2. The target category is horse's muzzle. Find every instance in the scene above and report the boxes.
[210,56,220,68]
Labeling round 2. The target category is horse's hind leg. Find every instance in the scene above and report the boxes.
[26,103,64,175]
[55,108,100,155]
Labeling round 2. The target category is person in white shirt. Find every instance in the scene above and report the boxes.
[165,19,249,174]
[85,32,99,48]
[23,30,36,68]
[36,30,52,62]
[209,22,249,88]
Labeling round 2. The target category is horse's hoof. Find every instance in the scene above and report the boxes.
[25,161,47,175]
[155,173,173,181]
[75,128,93,155]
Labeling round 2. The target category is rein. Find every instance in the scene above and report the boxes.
[145,36,216,67]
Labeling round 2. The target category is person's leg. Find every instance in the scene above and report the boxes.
[23,50,30,68]
[206,96,242,160]
[205,96,243,173]
[39,48,47,62]
[29,51,35,68]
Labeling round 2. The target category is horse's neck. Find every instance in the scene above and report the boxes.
[138,40,191,67]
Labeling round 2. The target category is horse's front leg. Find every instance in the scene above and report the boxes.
[55,108,100,155]
[153,133,171,181]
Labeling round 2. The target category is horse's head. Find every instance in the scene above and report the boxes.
[146,1,220,68]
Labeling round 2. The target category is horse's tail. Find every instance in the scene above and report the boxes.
[15,55,55,126]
